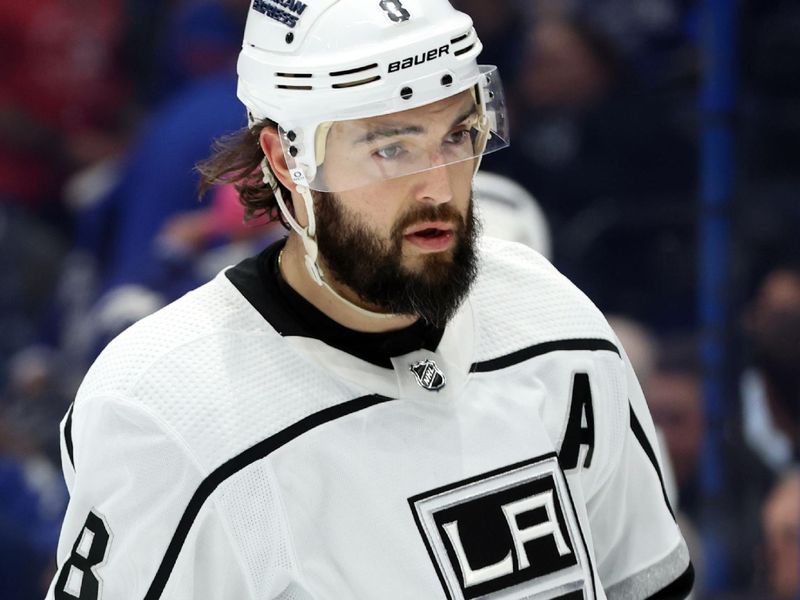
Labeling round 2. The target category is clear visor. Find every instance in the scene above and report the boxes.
[280,66,509,192]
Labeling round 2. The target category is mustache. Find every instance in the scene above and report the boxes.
[390,203,466,240]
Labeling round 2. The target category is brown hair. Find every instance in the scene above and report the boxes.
[196,118,293,226]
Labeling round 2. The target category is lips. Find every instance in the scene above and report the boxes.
[403,221,456,252]
[404,221,454,236]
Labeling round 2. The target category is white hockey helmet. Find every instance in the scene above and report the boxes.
[237,0,510,192]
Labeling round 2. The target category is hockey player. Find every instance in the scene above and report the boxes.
[47,1,693,599]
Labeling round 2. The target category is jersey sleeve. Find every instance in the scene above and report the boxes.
[587,350,694,599]
[46,395,252,600]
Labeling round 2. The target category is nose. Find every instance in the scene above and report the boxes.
[413,160,454,206]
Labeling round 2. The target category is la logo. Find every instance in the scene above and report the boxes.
[409,456,593,600]
[443,489,572,587]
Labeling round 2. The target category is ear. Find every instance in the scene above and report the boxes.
[259,127,295,192]
[259,126,310,228]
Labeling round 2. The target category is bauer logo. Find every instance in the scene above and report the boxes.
[388,45,450,73]
[409,455,594,600]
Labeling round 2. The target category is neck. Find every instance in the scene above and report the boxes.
[278,234,419,333]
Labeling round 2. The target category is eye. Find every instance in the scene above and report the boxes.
[373,143,406,160]
[445,129,471,145]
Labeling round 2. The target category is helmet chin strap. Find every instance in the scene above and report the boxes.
[262,158,396,320]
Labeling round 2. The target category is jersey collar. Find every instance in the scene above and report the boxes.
[225,238,446,369]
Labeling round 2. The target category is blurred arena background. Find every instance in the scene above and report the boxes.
[1,0,798,598]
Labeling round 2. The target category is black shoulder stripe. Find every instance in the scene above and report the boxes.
[144,394,394,600]
[629,402,676,521]
[647,562,695,599]
[470,338,620,373]
[64,402,75,469]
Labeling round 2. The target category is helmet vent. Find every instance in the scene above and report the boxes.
[454,43,476,57]
[451,28,477,57]
[275,71,313,90]
[330,64,379,77]
[332,76,382,89]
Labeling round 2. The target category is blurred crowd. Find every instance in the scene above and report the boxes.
[1,1,798,598]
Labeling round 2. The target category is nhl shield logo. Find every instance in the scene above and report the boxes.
[410,359,446,391]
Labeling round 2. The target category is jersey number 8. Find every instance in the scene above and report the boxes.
[54,511,111,600]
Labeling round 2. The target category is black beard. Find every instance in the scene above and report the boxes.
[313,192,480,328]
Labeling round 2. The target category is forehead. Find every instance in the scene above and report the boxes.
[336,90,475,132]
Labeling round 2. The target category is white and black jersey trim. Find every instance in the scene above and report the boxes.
[628,402,676,521]
[608,542,694,600]
[623,404,694,599]
[64,402,75,469]
[470,339,621,373]
[143,394,394,600]
[645,563,695,599]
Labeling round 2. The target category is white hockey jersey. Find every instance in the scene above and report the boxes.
[47,237,692,600]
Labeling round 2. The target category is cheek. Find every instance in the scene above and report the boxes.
[339,186,398,236]
[449,161,475,203]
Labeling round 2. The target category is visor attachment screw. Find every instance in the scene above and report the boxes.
[488,91,495,100]
[287,130,297,142]
[441,74,453,87]
[400,87,413,100]
[289,146,298,157]
[285,32,294,44]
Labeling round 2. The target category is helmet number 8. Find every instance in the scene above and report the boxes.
[380,0,411,22]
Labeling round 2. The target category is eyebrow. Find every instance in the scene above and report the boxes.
[354,105,478,145]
